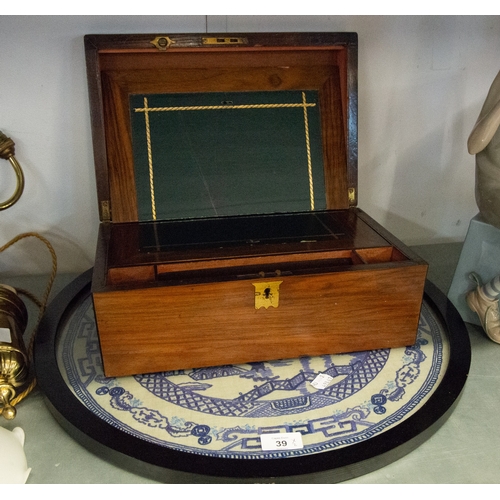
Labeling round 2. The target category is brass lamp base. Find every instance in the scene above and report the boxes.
[0,285,29,419]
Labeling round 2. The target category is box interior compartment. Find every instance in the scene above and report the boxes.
[104,210,411,287]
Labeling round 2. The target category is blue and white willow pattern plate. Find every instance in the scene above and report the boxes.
[57,297,448,460]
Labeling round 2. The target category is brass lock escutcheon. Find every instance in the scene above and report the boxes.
[253,281,283,310]
[150,36,176,51]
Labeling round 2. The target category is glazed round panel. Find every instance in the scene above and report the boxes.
[34,270,470,480]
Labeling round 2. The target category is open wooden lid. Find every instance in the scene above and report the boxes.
[84,32,358,223]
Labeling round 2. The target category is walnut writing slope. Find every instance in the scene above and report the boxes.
[85,33,428,377]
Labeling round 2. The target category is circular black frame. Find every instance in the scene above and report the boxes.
[34,269,471,482]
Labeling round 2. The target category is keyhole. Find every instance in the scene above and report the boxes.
[264,287,271,299]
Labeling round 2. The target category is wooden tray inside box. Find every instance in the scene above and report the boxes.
[102,209,410,287]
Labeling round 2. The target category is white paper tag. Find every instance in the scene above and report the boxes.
[0,327,12,343]
[310,373,334,389]
[260,432,304,451]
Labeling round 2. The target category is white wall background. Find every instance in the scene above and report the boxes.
[0,15,499,276]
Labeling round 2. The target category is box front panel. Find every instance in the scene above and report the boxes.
[93,265,426,377]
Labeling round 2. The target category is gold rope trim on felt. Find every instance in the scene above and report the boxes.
[134,102,316,113]
[136,94,318,216]
[143,97,157,220]
[302,91,314,211]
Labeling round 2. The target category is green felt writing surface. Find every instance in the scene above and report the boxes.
[130,90,326,221]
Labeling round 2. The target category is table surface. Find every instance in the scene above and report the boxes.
[1,242,499,484]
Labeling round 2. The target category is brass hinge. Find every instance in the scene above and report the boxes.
[202,37,248,46]
[348,187,356,205]
[101,200,111,222]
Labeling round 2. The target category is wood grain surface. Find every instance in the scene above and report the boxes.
[94,264,427,377]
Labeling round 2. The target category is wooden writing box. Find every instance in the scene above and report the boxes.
[85,32,428,378]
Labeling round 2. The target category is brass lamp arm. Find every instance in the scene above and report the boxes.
[0,131,25,210]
